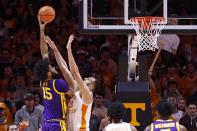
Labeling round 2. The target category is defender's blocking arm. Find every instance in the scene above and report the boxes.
[45,36,77,95]
[66,35,93,104]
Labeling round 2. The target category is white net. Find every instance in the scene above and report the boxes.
[131,17,165,51]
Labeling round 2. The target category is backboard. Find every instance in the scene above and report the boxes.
[79,0,197,34]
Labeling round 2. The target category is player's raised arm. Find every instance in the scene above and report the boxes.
[45,36,77,95]
[66,35,93,104]
[66,35,75,75]
[37,13,48,60]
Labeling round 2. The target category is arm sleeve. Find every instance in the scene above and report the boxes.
[14,111,21,125]
[54,79,69,93]
[38,110,42,128]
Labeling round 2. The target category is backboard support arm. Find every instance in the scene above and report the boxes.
[128,35,139,81]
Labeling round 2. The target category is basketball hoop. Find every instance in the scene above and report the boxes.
[130,17,166,51]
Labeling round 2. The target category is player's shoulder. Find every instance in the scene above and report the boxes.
[53,78,69,93]
[55,78,68,85]
[121,122,130,126]
[55,78,66,82]
[120,122,136,131]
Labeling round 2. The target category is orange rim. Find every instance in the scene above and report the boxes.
[130,16,165,29]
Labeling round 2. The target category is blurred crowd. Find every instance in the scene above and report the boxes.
[0,0,197,131]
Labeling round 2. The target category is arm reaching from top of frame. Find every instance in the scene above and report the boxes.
[37,13,48,60]
[45,36,77,96]
[66,35,76,76]
[66,34,93,104]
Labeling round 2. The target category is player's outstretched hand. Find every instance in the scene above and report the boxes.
[37,13,47,31]
[45,36,57,51]
[66,34,75,50]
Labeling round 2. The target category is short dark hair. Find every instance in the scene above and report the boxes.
[107,102,125,123]
[166,93,178,99]
[187,101,197,107]
[157,100,173,118]
[93,90,104,98]
[24,93,34,100]
[34,59,49,81]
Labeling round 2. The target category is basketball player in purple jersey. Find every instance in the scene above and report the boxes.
[36,14,76,131]
[144,100,187,131]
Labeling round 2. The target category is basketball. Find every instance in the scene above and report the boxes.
[38,6,55,23]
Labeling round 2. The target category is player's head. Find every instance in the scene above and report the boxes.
[156,100,173,119]
[107,102,125,123]
[34,59,58,81]
[84,77,96,92]
[48,64,58,77]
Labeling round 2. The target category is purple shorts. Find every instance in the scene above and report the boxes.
[42,120,66,131]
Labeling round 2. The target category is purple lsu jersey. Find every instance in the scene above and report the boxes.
[150,119,180,131]
[42,79,69,120]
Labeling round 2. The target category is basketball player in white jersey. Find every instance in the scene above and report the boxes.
[103,102,137,131]
[66,34,95,131]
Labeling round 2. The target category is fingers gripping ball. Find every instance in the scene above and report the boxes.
[38,6,55,23]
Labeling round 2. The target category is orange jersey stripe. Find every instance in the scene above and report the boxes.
[80,104,88,130]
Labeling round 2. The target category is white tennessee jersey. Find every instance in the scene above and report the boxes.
[104,122,132,131]
[69,91,92,131]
